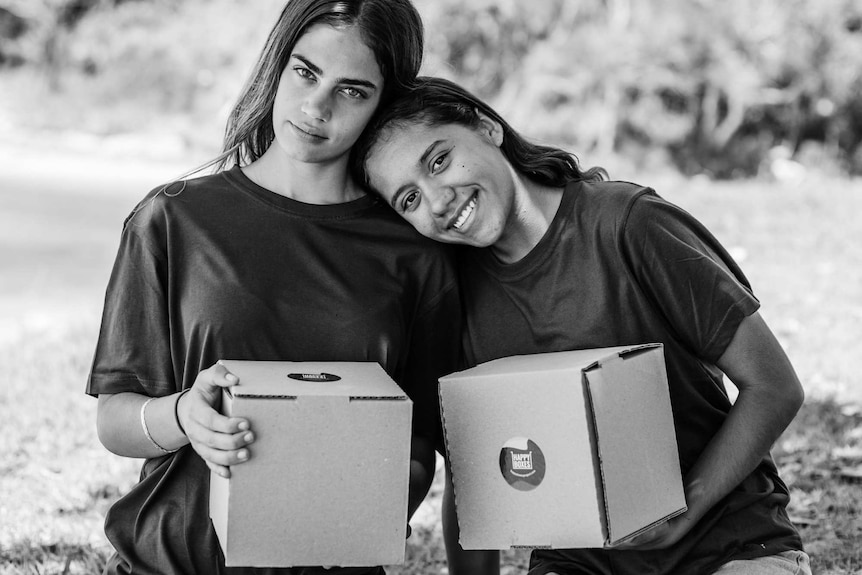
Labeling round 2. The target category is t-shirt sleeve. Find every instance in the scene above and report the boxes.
[86,198,176,398]
[620,190,760,363]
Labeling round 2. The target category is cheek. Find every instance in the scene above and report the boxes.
[398,207,437,237]
[338,107,378,146]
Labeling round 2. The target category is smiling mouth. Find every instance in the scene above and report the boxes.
[452,193,477,230]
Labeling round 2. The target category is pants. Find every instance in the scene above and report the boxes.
[539,550,812,575]
[712,550,811,575]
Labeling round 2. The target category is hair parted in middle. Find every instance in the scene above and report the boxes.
[215,0,424,171]
[352,76,607,192]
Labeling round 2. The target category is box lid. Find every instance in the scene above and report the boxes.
[218,360,407,400]
[439,345,656,382]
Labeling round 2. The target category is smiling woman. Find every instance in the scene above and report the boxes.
[85,3,462,575]
[353,77,810,575]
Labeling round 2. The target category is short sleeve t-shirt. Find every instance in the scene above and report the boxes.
[458,180,802,575]
[87,167,461,575]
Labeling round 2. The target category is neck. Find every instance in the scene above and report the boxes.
[491,173,565,264]
[241,145,365,205]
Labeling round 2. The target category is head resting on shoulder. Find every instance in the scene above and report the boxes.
[352,76,607,192]
[218,0,424,170]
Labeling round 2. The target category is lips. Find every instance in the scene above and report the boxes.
[290,121,327,141]
[451,192,477,230]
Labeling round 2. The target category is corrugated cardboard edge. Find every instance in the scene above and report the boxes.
[209,387,235,557]
[581,374,610,544]
[584,344,688,546]
[437,379,463,545]
[607,507,689,547]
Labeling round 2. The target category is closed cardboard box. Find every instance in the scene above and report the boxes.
[439,344,686,549]
[210,360,412,567]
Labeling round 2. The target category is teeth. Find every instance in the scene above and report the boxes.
[453,197,476,229]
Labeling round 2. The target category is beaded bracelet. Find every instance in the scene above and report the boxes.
[140,397,179,454]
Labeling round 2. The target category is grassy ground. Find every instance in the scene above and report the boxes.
[1,174,861,574]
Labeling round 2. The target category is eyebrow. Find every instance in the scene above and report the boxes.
[291,54,379,91]
[389,139,444,209]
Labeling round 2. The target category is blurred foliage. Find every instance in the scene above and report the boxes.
[2,0,862,177]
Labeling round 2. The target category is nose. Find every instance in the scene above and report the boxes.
[301,88,332,122]
[428,186,456,217]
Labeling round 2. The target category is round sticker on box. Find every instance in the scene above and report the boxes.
[499,437,546,491]
[287,372,341,382]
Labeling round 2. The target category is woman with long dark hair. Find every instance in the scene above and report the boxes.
[88,4,459,574]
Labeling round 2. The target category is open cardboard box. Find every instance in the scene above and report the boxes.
[439,344,686,549]
[209,360,412,567]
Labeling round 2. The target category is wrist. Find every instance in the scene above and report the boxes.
[142,391,191,454]
[175,388,191,436]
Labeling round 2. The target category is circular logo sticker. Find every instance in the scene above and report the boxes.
[287,372,341,382]
[499,437,546,491]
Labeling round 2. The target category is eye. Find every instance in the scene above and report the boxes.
[430,151,450,174]
[341,86,368,100]
[400,190,420,212]
[294,66,315,82]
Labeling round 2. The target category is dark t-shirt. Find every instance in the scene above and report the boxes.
[458,180,802,575]
[87,167,461,575]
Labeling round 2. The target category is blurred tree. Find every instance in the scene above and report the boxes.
[2,0,860,175]
[0,0,106,87]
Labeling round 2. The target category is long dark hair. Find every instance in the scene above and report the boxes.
[352,76,607,190]
[213,0,423,172]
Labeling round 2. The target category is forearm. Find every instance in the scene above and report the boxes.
[443,467,500,575]
[407,433,437,519]
[685,311,804,521]
[97,391,189,458]
[681,380,801,520]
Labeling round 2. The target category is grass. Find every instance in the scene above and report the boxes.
[1,175,861,573]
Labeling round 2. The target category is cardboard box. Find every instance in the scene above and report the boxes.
[439,344,686,550]
[210,360,412,567]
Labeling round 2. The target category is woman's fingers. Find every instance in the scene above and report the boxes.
[207,461,232,479]
[212,361,240,388]
[183,362,253,470]
[189,420,253,451]
[196,439,251,468]
[183,384,250,435]
[189,396,248,434]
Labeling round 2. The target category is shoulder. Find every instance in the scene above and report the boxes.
[570,179,700,235]
[558,179,657,244]
[567,179,655,225]
[124,171,231,230]
[571,179,654,211]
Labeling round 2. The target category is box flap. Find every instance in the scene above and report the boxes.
[218,360,407,400]
[440,346,649,383]
[583,344,686,544]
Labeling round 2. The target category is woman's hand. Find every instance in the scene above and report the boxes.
[179,362,254,478]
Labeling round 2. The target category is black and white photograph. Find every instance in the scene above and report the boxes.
[1,1,861,573]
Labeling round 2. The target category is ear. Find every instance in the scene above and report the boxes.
[475,109,504,148]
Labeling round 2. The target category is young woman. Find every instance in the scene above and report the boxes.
[353,77,810,575]
[87,3,460,574]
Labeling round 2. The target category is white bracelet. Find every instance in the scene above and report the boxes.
[141,397,178,454]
